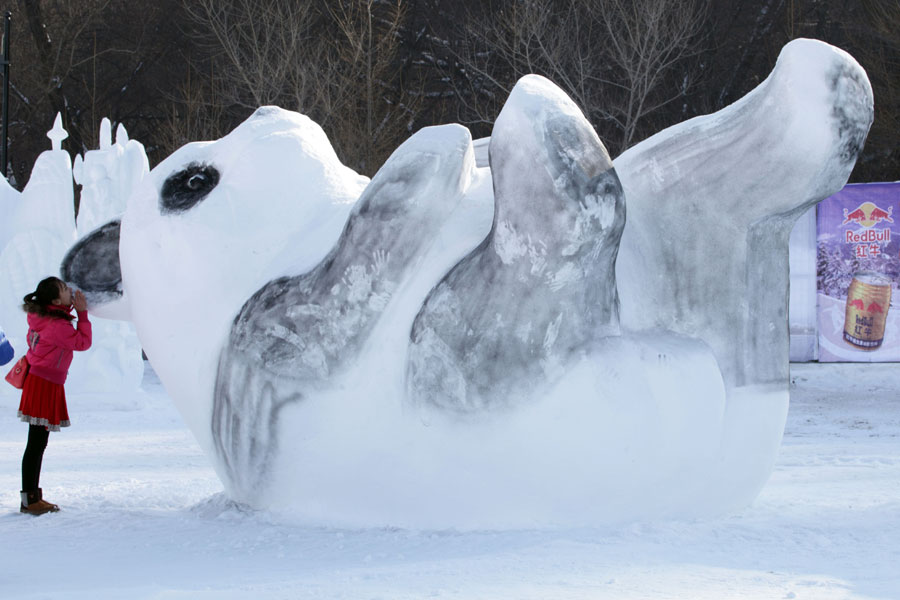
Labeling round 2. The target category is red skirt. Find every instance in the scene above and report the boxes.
[18,373,70,431]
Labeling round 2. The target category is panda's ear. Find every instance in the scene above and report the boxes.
[61,219,123,307]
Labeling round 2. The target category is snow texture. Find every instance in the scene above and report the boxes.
[614,38,874,390]
[213,124,483,499]
[73,117,149,237]
[53,40,873,526]
[0,361,897,599]
[97,106,368,474]
[606,39,873,510]
[408,74,625,414]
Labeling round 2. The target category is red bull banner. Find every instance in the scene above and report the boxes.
[817,182,900,361]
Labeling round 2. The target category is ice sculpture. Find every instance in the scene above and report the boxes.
[60,39,873,526]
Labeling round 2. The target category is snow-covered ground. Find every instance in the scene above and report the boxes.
[0,361,897,600]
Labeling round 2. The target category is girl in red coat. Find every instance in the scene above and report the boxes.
[18,276,92,515]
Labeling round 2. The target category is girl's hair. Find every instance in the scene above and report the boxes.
[22,277,74,321]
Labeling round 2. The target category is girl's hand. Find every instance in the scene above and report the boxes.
[73,290,88,312]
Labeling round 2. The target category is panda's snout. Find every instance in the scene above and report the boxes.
[60,219,124,305]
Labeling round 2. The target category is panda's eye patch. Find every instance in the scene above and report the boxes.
[160,163,220,214]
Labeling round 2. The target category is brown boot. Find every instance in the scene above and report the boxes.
[34,488,60,512]
[20,489,59,515]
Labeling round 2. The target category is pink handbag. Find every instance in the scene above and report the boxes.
[5,356,29,389]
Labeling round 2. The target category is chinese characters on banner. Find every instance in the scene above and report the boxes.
[817,183,900,361]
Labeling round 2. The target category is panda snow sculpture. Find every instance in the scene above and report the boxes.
[62,39,872,528]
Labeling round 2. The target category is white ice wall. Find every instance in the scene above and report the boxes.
[788,206,818,362]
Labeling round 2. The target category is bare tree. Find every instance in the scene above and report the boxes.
[7,0,191,187]
[156,60,227,154]
[183,0,322,110]
[18,0,117,156]
[591,0,707,149]
[181,0,417,175]
[324,0,416,171]
[3,0,895,187]
[445,0,706,155]
[845,0,899,181]
[444,1,595,128]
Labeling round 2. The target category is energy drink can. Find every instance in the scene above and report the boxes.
[843,271,892,350]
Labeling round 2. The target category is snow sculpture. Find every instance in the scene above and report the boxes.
[615,39,873,390]
[61,39,873,526]
[214,124,490,495]
[408,75,625,413]
[0,116,146,394]
[1,114,75,246]
[613,39,874,507]
[64,107,369,459]
[73,118,150,237]
[46,113,68,151]
[0,115,76,379]
[62,119,149,391]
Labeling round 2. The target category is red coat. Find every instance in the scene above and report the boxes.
[25,306,92,385]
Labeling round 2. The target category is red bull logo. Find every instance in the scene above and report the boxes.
[845,228,891,244]
[842,202,894,228]
[851,298,885,313]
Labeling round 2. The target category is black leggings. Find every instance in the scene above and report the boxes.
[22,425,49,492]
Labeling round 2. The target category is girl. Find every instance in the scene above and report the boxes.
[18,276,92,515]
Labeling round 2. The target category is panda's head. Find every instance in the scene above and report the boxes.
[62,106,368,335]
